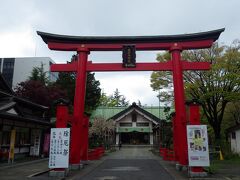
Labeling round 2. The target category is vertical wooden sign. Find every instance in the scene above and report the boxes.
[122,45,136,68]
[9,129,16,163]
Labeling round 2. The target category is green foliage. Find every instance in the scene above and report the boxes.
[55,72,75,102]
[16,56,101,116]
[224,153,240,160]
[99,88,129,107]
[206,156,240,174]
[99,92,110,106]
[54,55,101,114]
[163,106,172,122]
[224,101,240,126]
[184,42,240,140]
[85,72,101,113]
[29,63,49,85]
[150,41,240,141]
[55,71,101,114]
[157,91,173,106]
[150,52,172,91]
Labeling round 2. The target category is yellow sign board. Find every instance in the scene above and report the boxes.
[9,129,16,161]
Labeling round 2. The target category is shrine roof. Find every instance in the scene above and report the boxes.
[109,103,161,124]
[91,102,175,123]
[37,28,225,45]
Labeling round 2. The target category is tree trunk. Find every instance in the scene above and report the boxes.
[212,121,221,143]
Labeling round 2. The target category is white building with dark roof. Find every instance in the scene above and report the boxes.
[109,103,161,146]
[0,57,57,88]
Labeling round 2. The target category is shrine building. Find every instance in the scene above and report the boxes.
[91,102,169,146]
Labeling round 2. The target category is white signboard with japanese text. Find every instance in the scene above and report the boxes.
[187,125,210,167]
[49,128,70,168]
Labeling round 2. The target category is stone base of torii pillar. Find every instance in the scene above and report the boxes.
[49,169,69,178]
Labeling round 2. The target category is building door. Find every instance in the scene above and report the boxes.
[121,132,150,145]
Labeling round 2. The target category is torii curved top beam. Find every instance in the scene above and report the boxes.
[37,28,224,51]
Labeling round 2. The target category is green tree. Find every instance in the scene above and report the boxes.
[221,100,240,140]
[54,55,101,114]
[29,63,49,85]
[99,92,111,106]
[85,72,101,113]
[110,88,122,107]
[55,72,76,104]
[150,41,240,141]
[225,101,240,125]
[99,88,129,107]
[55,71,101,114]
[111,88,129,107]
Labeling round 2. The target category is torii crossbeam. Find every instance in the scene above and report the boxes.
[38,28,224,168]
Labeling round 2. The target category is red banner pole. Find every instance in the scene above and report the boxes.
[188,102,204,174]
[56,105,68,128]
[54,102,69,173]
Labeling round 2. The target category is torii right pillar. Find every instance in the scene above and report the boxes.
[170,44,189,168]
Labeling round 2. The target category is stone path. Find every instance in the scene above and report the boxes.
[71,147,174,180]
[109,146,156,159]
[1,147,239,180]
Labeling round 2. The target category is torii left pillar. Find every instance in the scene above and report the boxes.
[172,113,179,162]
[81,115,89,162]
[69,50,89,169]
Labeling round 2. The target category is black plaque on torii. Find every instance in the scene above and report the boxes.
[122,45,136,68]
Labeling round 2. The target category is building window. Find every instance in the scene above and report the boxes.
[2,58,15,87]
[48,61,58,82]
[1,125,11,146]
[232,132,236,139]
[136,123,149,127]
[15,127,30,145]
[120,123,132,127]
[2,131,10,145]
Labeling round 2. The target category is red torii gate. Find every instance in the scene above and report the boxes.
[37,28,224,168]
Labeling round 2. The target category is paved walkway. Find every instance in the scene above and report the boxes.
[109,146,156,159]
[69,147,176,180]
[0,159,53,180]
[1,147,240,179]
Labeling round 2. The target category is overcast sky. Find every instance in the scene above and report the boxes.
[0,0,239,106]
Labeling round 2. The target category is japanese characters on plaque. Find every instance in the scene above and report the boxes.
[187,125,210,167]
[49,128,70,168]
[122,45,136,68]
